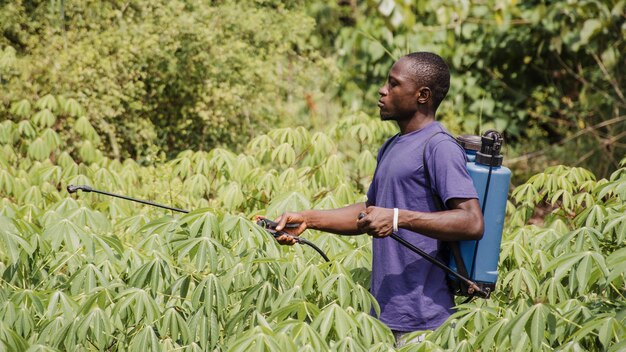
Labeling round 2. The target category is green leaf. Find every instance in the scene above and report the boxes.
[529,304,547,352]
[607,247,626,282]
[184,173,211,197]
[41,128,61,149]
[174,234,229,272]
[79,140,100,163]
[129,256,173,292]
[42,218,86,252]
[17,120,37,139]
[46,291,79,320]
[74,307,112,349]
[228,326,282,352]
[113,288,161,326]
[160,307,191,345]
[182,210,220,238]
[188,310,220,350]
[69,264,108,295]
[129,325,161,352]
[0,120,15,145]
[27,137,51,160]
[31,109,56,128]
[0,322,28,351]
[311,304,358,341]
[511,183,540,205]
[579,19,602,46]
[271,143,296,166]
[275,321,329,351]
[36,94,58,112]
[60,98,84,117]
[74,116,98,140]
[545,250,608,294]
[191,274,228,315]
[0,216,35,264]
[269,299,320,323]
[218,182,245,209]
[348,123,374,144]
[10,99,31,117]
[476,318,508,351]
[266,191,311,217]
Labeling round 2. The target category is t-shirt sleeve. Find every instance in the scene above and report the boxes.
[426,139,478,206]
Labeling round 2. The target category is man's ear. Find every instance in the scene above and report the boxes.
[416,87,431,104]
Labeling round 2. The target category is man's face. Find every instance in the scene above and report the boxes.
[378,58,420,121]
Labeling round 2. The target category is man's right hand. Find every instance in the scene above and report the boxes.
[274,212,308,246]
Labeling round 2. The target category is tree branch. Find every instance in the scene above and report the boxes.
[591,52,625,104]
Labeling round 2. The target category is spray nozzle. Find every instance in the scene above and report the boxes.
[67,185,93,194]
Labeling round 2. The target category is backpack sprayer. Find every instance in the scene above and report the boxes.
[448,130,511,298]
[425,130,510,298]
[66,185,330,262]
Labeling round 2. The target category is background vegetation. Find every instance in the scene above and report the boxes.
[312,0,625,179]
[1,0,337,160]
[1,0,625,351]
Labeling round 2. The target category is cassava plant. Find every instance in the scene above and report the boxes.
[2,95,626,351]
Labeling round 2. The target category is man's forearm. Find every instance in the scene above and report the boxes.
[358,199,484,241]
[398,207,483,241]
[302,202,367,236]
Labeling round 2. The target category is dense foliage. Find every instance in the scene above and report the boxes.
[2,1,624,178]
[1,97,626,350]
[0,0,336,159]
[314,0,626,179]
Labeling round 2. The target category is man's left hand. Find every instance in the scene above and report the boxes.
[356,206,394,238]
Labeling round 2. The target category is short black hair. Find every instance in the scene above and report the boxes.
[404,52,450,111]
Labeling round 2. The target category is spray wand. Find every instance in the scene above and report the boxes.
[67,185,329,262]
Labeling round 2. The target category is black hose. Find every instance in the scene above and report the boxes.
[390,234,488,298]
[255,217,330,262]
[297,238,330,262]
[358,212,488,298]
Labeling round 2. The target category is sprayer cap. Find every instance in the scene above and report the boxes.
[456,134,482,151]
[476,131,504,167]
[476,152,503,166]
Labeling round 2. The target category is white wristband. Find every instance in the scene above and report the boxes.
[393,208,399,232]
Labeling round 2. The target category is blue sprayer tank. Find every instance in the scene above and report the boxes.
[449,131,511,296]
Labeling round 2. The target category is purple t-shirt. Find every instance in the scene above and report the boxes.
[366,121,478,331]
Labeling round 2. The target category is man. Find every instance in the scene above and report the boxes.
[274,52,484,342]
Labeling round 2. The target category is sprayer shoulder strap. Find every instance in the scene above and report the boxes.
[421,131,471,281]
[376,133,400,162]
[421,130,467,211]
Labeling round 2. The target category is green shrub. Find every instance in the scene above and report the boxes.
[1,0,337,160]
